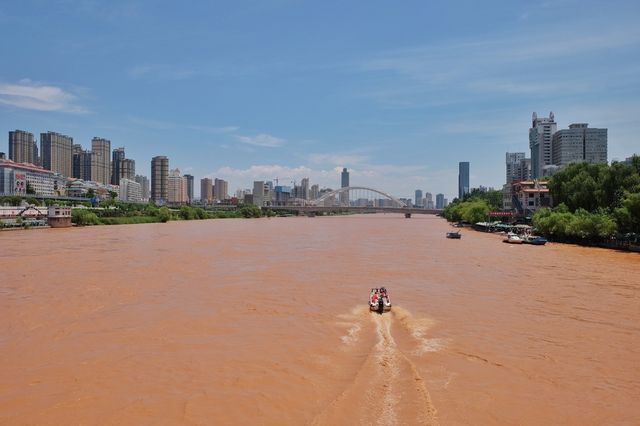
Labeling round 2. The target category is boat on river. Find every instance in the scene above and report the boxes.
[503,232,524,244]
[522,235,547,245]
[369,287,392,313]
[446,231,461,239]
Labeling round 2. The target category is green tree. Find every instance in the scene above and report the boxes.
[71,209,101,225]
[157,206,172,223]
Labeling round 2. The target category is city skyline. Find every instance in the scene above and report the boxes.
[1,1,639,201]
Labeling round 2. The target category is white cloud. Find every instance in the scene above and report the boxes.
[0,79,87,113]
[235,133,286,148]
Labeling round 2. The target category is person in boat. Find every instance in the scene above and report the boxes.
[379,287,387,301]
[370,289,379,304]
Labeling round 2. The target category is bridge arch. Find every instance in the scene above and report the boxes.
[311,186,407,208]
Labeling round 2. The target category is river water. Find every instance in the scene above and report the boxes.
[1,215,638,425]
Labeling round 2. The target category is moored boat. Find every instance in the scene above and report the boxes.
[503,232,524,244]
[522,235,547,245]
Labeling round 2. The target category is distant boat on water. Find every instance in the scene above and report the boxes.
[446,231,461,239]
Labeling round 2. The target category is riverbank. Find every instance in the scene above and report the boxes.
[452,221,640,252]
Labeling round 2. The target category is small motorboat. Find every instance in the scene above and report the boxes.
[522,235,547,245]
[503,232,523,244]
[446,231,461,239]
[369,287,392,313]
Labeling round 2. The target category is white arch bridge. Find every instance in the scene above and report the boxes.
[267,186,442,217]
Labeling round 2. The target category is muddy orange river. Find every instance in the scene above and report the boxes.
[1,215,639,425]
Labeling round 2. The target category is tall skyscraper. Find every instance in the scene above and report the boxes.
[252,180,271,206]
[300,177,309,200]
[436,193,445,209]
[310,184,319,200]
[184,174,194,203]
[458,162,470,199]
[40,131,73,177]
[415,189,423,207]
[91,137,111,184]
[151,156,169,204]
[111,147,125,185]
[119,158,135,181]
[9,130,37,164]
[505,152,526,184]
[340,167,350,206]
[168,168,188,204]
[529,112,557,179]
[72,144,92,180]
[214,178,228,200]
[135,175,150,202]
[552,123,608,166]
[200,178,213,203]
[111,147,124,182]
[425,192,434,209]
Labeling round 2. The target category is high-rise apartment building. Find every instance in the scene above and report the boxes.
[8,130,37,165]
[184,174,194,203]
[425,192,434,209]
[118,178,142,203]
[40,131,73,177]
[200,178,213,203]
[119,158,135,181]
[134,175,150,202]
[505,152,526,183]
[436,193,445,209]
[214,178,228,200]
[458,162,470,199]
[300,177,309,200]
[168,168,188,204]
[310,184,319,200]
[415,190,423,207]
[252,180,271,207]
[551,123,607,166]
[529,112,557,179]
[91,137,111,184]
[111,147,125,185]
[151,156,169,204]
[72,144,92,180]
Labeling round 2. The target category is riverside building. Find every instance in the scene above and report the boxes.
[200,178,213,204]
[151,156,169,204]
[40,131,73,178]
[91,137,111,185]
[8,130,37,165]
[168,169,188,204]
[214,178,228,201]
[458,162,470,199]
[529,112,557,179]
[551,123,608,166]
[0,159,61,196]
[72,144,92,181]
[184,174,194,203]
[111,147,125,185]
[118,178,143,203]
[134,175,150,202]
[340,168,349,206]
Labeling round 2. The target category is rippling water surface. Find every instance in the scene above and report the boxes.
[1,215,639,424]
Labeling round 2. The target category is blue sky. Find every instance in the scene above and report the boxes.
[1,0,639,200]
